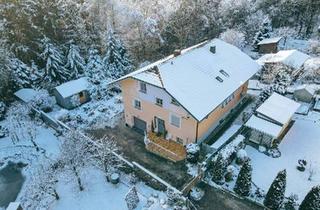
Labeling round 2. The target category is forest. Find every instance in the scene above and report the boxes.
[0,0,319,100]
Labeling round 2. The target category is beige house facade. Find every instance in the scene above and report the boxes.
[115,39,260,145]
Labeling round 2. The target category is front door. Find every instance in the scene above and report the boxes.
[155,117,165,134]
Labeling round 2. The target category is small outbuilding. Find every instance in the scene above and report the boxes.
[14,88,39,103]
[293,84,318,103]
[53,78,90,109]
[6,202,23,210]
[245,93,300,147]
[257,37,283,54]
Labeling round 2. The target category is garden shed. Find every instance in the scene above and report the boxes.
[244,93,300,147]
[257,37,283,54]
[53,77,90,109]
[293,84,317,103]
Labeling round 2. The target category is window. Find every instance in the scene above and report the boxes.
[140,82,147,93]
[156,98,163,107]
[219,69,229,77]
[176,137,184,144]
[215,76,223,83]
[134,99,141,110]
[171,98,179,106]
[170,114,181,128]
[79,92,84,97]
[221,93,234,108]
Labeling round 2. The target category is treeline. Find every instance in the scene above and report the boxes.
[0,0,319,100]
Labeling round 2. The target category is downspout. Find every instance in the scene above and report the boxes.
[195,121,199,143]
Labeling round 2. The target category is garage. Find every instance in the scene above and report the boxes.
[133,117,147,134]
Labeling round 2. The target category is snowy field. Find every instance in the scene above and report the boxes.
[247,112,320,202]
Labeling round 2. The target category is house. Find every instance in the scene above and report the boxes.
[257,37,283,54]
[113,39,260,147]
[245,93,300,147]
[293,84,318,103]
[257,50,311,70]
[53,77,90,109]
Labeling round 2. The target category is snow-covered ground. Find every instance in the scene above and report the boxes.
[247,112,320,203]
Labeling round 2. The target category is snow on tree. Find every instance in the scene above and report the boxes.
[264,169,287,209]
[125,186,140,210]
[253,18,272,50]
[219,29,246,49]
[40,37,70,84]
[29,89,55,112]
[211,153,227,184]
[20,161,60,209]
[284,194,298,210]
[299,185,320,210]
[65,43,85,79]
[0,101,6,121]
[103,28,133,79]
[234,159,252,196]
[166,188,186,209]
[85,48,106,84]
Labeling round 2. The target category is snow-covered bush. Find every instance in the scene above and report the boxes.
[186,143,200,163]
[225,165,236,182]
[309,39,320,55]
[211,153,227,184]
[236,149,248,165]
[189,187,204,201]
[0,101,6,120]
[264,169,286,209]
[220,29,246,49]
[299,185,320,210]
[166,189,186,209]
[234,159,252,197]
[29,90,55,112]
[125,186,140,210]
[303,58,320,81]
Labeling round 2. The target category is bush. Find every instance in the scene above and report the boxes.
[186,143,200,163]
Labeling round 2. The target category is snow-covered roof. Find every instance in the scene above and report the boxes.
[256,93,300,125]
[248,80,268,90]
[294,84,318,95]
[14,88,38,103]
[114,39,260,121]
[55,78,89,98]
[245,115,283,137]
[257,50,311,69]
[6,202,21,210]
[257,37,282,45]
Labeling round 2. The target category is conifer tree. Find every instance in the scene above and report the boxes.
[299,185,320,210]
[211,153,226,184]
[234,159,252,196]
[253,18,272,50]
[85,48,106,84]
[40,37,70,83]
[65,43,85,79]
[264,169,287,210]
[125,186,140,210]
[103,28,133,79]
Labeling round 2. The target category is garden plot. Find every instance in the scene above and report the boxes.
[246,116,320,202]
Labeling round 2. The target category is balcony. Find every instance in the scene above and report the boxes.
[144,132,186,162]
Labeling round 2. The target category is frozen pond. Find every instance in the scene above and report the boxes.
[0,162,25,208]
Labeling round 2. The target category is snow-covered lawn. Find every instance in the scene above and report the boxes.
[247,114,320,202]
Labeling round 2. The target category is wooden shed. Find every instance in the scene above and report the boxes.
[53,78,90,109]
[257,37,283,54]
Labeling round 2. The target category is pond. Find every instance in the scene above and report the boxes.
[0,162,26,208]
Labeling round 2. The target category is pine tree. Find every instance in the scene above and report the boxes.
[125,186,140,210]
[299,185,320,210]
[253,18,272,50]
[40,37,70,83]
[85,48,106,84]
[234,159,252,196]
[103,28,133,80]
[211,153,226,184]
[264,169,287,210]
[65,43,85,79]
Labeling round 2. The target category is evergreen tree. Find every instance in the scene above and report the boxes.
[65,43,85,79]
[253,18,272,50]
[299,185,320,210]
[234,159,252,196]
[103,28,133,79]
[85,48,106,84]
[40,37,70,83]
[264,169,287,210]
[211,153,226,184]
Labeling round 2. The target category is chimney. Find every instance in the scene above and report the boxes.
[210,46,216,54]
[173,49,181,57]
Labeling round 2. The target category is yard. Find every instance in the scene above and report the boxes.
[246,111,320,203]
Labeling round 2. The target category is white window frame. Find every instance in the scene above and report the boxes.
[155,97,163,107]
[170,113,181,128]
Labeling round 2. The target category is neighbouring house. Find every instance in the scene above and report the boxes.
[293,84,319,103]
[257,50,311,70]
[257,37,283,54]
[244,93,300,147]
[112,39,260,149]
[53,77,90,109]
